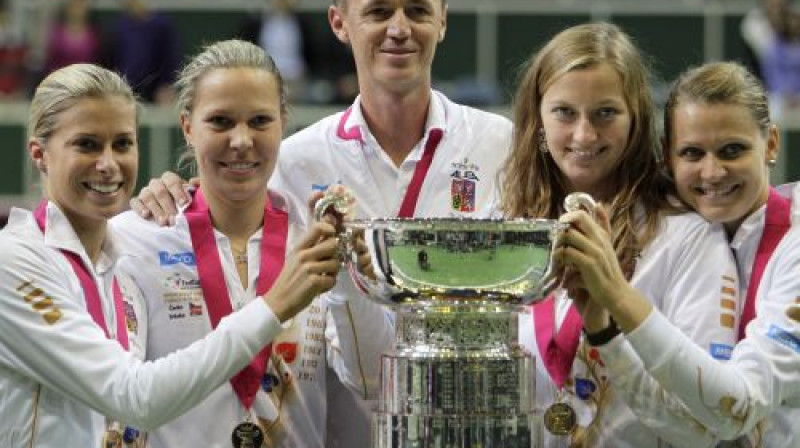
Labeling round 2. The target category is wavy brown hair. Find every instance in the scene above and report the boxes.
[500,22,676,274]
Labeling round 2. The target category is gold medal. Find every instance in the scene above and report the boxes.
[231,421,265,448]
[102,428,123,448]
[543,401,577,435]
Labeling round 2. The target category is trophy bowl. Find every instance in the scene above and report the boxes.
[341,217,567,307]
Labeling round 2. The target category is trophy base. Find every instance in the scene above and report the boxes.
[372,413,537,448]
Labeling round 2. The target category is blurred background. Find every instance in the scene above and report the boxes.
[1,0,799,222]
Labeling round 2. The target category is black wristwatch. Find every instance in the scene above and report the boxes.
[584,318,622,346]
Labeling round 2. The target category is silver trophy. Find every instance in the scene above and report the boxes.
[315,191,595,448]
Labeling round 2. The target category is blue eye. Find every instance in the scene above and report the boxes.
[208,116,232,128]
[250,115,274,128]
[595,107,618,119]
[677,146,705,162]
[718,143,747,160]
[114,137,135,152]
[552,107,574,119]
[74,137,99,151]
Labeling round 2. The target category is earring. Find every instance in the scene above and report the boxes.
[538,128,549,154]
[768,159,777,168]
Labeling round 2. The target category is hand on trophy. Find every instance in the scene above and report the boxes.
[309,185,376,283]
[262,221,341,322]
[556,203,640,333]
[555,205,616,333]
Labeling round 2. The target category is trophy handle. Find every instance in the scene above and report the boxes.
[313,188,353,223]
[563,192,597,217]
[535,193,598,299]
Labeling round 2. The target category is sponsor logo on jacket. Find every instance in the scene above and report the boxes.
[767,324,800,353]
[162,273,201,290]
[710,343,733,360]
[158,251,196,267]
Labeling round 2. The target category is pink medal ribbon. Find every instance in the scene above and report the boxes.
[337,107,444,218]
[33,200,129,350]
[184,188,288,410]
[739,187,791,340]
[533,295,583,388]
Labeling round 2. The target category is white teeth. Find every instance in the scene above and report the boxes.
[572,149,601,158]
[226,162,256,170]
[698,185,736,198]
[87,183,122,193]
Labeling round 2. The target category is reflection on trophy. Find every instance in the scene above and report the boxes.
[315,191,594,448]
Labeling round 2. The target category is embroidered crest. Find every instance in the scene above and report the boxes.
[450,158,480,212]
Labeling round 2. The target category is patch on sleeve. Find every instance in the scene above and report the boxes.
[123,300,138,334]
[766,325,800,353]
[710,343,733,360]
[16,280,63,324]
[719,276,737,329]
[720,314,735,329]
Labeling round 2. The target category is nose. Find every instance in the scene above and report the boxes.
[573,116,598,145]
[231,123,254,151]
[387,9,411,39]
[95,146,118,175]
[699,155,726,180]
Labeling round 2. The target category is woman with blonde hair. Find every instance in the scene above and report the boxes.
[503,23,738,447]
[111,39,389,448]
[0,63,340,447]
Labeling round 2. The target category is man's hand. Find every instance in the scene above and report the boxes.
[129,171,196,226]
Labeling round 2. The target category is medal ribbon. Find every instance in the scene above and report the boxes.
[739,187,791,340]
[336,107,444,218]
[185,188,288,410]
[533,295,582,389]
[397,128,443,218]
[33,200,129,350]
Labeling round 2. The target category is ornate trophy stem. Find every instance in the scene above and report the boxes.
[316,188,595,448]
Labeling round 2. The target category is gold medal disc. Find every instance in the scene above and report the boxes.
[543,401,577,435]
[231,421,265,448]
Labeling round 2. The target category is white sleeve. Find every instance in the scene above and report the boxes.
[325,268,395,400]
[0,238,283,431]
[596,217,739,446]
[623,230,800,440]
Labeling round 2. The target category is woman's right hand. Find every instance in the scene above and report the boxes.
[129,171,195,226]
[262,222,341,322]
[556,207,651,333]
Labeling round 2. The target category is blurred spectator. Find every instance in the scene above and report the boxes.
[762,0,800,117]
[237,0,356,105]
[238,0,312,102]
[44,0,102,73]
[102,0,178,104]
[0,0,28,99]
[741,0,788,81]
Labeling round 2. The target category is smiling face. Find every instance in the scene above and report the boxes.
[667,101,778,233]
[329,0,446,96]
[181,67,283,207]
[539,63,632,198]
[29,95,138,231]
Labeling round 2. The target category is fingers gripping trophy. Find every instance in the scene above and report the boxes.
[315,188,596,448]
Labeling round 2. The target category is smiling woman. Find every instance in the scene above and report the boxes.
[0,62,341,448]
[109,39,374,448]
[501,23,739,448]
